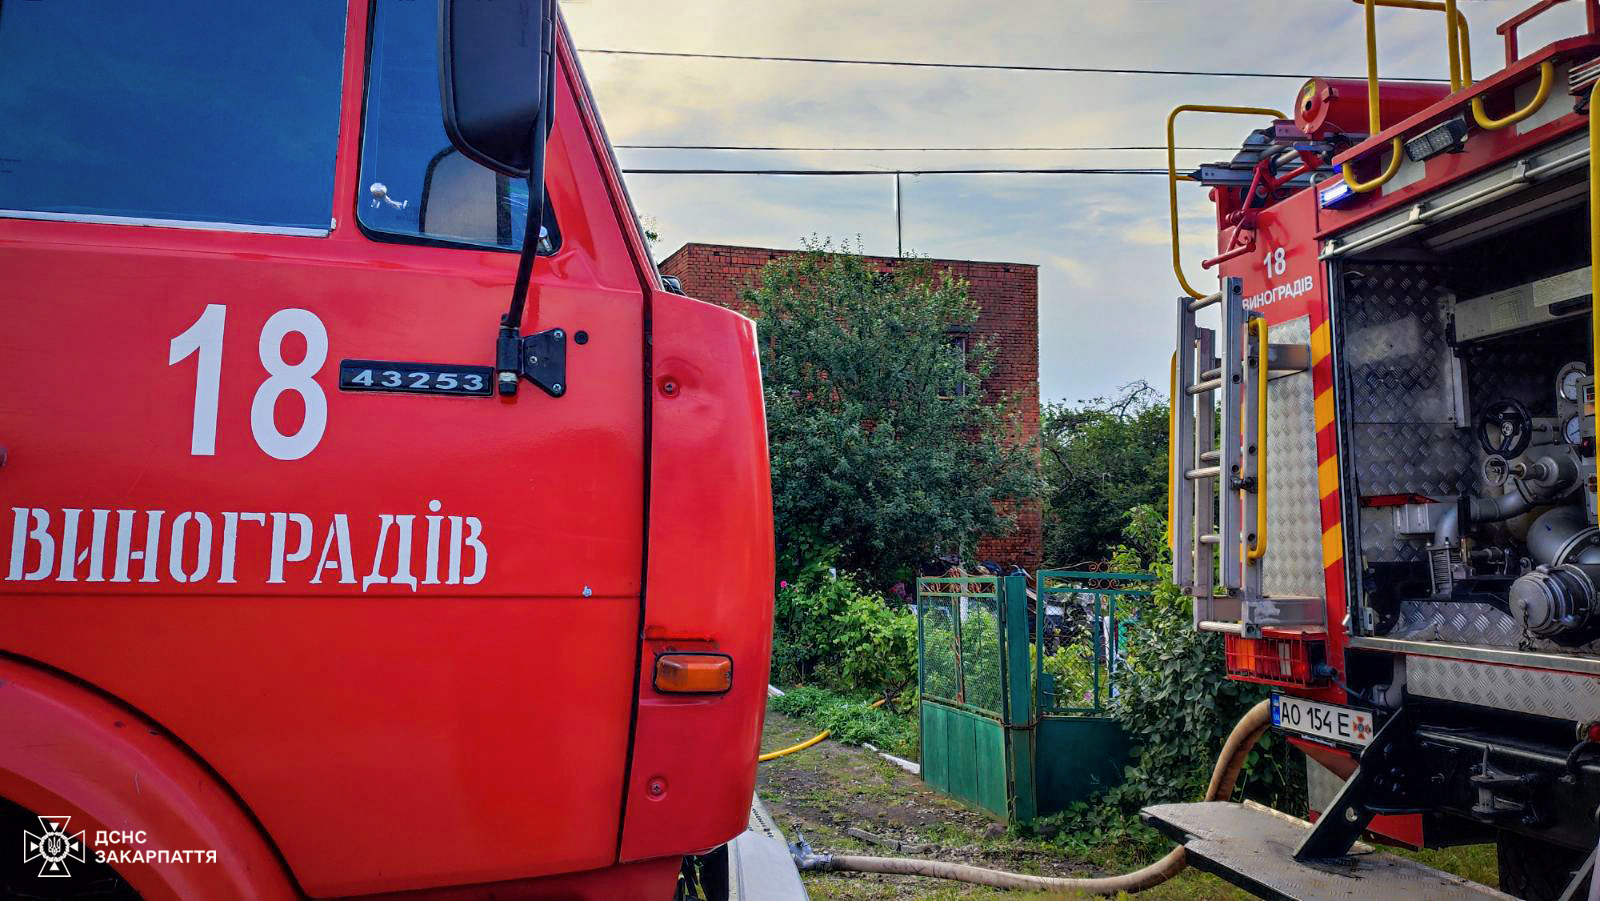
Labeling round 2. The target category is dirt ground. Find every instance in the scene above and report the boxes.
[756,710,1250,900]
[756,708,1500,900]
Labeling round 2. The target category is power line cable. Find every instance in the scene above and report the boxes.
[579,47,1448,83]
[614,143,1238,152]
[619,167,1175,176]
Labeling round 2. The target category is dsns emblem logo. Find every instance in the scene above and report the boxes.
[23,816,86,877]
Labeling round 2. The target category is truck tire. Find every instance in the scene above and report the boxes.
[1497,829,1587,901]
[677,845,730,901]
[0,797,141,900]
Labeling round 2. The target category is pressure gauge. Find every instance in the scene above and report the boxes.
[1566,414,1585,445]
[1558,362,1588,403]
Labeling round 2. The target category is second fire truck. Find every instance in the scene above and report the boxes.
[1163,1,1600,898]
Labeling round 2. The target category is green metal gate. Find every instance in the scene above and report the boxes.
[917,568,1154,823]
[917,573,1024,819]
[1031,569,1153,818]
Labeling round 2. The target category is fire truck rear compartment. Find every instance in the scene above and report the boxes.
[1334,189,1600,660]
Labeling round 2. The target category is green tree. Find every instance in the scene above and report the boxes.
[745,242,1043,587]
[1041,383,1170,565]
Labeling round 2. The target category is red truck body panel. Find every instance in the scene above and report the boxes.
[0,2,771,897]
[621,291,774,862]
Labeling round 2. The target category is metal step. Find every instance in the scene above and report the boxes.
[728,794,810,901]
[1140,801,1512,901]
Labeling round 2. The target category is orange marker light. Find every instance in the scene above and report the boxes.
[653,653,733,695]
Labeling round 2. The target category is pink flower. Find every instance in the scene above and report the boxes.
[780,581,789,589]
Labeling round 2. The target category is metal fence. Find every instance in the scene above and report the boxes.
[917,575,1004,715]
[916,569,1151,822]
[1034,569,1156,715]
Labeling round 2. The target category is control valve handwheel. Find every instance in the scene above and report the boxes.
[1481,454,1511,487]
[1477,398,1533,459]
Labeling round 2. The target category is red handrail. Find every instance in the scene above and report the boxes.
[1497,0,1600,64]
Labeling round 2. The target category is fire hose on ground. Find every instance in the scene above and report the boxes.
[788,698,1273,894]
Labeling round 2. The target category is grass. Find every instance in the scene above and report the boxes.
[758,706,1248,900]
[768,685,918,758]
[1395,844,1498,885]
[757,701,1501,900]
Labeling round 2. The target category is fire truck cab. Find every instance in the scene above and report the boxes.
[1164,2,1600,898]
[0,1,773,898]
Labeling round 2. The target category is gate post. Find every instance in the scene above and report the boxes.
[1001,571,1037,822]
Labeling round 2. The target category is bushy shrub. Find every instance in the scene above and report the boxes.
[1041,640,1107,710]
[771,553,916,696]
[1028,533,1305,853]
[832,590,918,695]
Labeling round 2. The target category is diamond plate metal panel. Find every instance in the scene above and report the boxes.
[1352,424,1477,564]
[1342,266,1475,565]
[1407,654,1600,722]
[1143,801,1512,899]
[1264,317,1325,599]
[1392,601,1521,645]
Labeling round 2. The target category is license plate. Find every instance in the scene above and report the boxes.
[1271,694,1375,748]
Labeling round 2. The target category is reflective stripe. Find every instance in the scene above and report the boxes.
[1318,456,1339,500]
[1321,522,1344,567]
[1314,388,1335,431]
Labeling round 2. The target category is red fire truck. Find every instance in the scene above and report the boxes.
[0,1,773,898]
[1160,1,1600,897]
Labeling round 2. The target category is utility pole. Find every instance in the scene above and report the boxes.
[895,171,903,257]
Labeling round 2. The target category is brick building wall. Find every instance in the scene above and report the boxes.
[659,243,1042,569]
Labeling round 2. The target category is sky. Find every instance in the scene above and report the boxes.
[560,0,1586,405]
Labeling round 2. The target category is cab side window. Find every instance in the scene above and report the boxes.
[359,0,558,253]
[0,1,346,232]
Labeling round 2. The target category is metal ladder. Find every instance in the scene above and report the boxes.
[1172,276,1316,637]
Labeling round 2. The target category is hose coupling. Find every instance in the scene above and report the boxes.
[789,839,835,872]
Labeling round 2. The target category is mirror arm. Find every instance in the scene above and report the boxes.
[494,125,548,395]
[495,0,556,397]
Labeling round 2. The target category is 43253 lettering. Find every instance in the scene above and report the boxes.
[339,360,493,397]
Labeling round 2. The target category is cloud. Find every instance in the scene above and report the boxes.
[562,0,1543,401]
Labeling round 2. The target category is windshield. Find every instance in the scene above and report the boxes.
[359,0,557,252]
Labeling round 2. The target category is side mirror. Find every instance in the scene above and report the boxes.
[439,0,560,397]
[438,0,555,178]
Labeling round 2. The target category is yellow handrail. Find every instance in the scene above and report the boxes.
[1344,139,1406,193]
[1343,0,1472,194]
[1471,60,1555,130]
[1247,317,1269,561]
[1352,0,1472,91]
[1167,104,1287,300]
[1589,79,1599,527]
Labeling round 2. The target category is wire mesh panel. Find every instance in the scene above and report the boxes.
[916,575,1002,715]
[919,591,960,703]
[959,590,1004,714]
[1035,569,1154,714]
